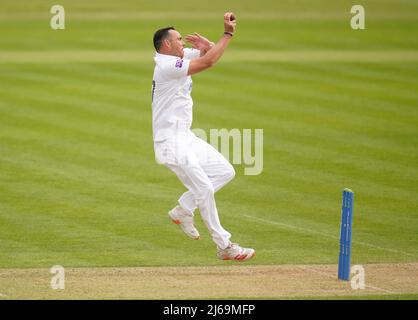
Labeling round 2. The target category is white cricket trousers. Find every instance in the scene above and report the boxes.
[155,130,234,249]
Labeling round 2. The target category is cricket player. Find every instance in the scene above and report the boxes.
[151,13,255,261]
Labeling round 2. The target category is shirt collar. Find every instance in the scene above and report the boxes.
[154,52,179,61]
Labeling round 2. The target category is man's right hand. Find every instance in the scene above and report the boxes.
[224,12,236,34]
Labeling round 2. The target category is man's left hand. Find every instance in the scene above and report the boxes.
[185,33,214,54]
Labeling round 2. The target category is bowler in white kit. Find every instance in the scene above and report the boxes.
[151,13,255,261]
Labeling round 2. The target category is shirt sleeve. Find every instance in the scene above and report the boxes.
[183,48,201,60]
[159,58,190,80]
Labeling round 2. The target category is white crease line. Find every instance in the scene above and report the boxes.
[296,265,396,294]
[362,284,395,294]
[243,214,417,258]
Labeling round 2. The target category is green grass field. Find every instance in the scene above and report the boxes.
[1,0,417,299]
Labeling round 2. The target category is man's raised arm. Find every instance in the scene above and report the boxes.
[187,12,236,76]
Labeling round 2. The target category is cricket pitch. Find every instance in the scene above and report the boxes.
[0,263,417,299]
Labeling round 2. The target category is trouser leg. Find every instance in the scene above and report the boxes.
[178,135,235,216]
[167,162,231,249]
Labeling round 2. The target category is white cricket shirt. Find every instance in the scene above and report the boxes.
[151,48,200,141]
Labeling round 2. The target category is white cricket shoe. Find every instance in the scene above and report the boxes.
[168,206,200,240]
[217,243,255,261]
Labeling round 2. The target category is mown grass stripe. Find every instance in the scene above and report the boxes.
[0,201,160,267]
[217,62,418,95]
[3,124,414,231]
[0,71,147,102]
[0,136,149,187]
[1,11,418,21]
[0,65,152,99]
[1,50,418,63]
[0,82,149,121]
[243,215,418,258]
[196,77,417,128]
[0,156,176,211]
[5,131,414,212]
[195,93,417,159]
[0,94,149,139]
[200,63,418,116]
[0,110,146,154]
[0,156,176,202]
[2,95,414,184]
[273,138,418,181]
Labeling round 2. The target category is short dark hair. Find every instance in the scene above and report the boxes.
[153,27,175,51]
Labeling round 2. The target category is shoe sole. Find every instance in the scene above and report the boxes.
[221,250,255,261]
[168,211,200,240]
